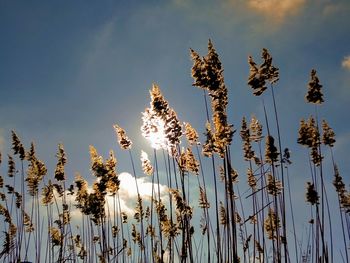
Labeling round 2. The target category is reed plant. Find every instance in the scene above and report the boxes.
[0,40,349,263]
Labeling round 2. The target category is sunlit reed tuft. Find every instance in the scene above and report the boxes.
[113,124,133,150]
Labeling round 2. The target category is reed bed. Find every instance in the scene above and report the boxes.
[0,40,349,263]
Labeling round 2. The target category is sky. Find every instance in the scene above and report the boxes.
[0,0,350,260]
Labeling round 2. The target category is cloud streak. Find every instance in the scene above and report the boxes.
[0,128,5,153]
[342,56,350,70]
[322,1,350,16]
[246,0,306,24]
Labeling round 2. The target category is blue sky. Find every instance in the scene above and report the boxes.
[0,0,350,259]
[1,0,349,173]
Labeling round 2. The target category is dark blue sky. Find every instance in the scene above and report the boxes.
[1,1,350,171]
[1,0,349,172]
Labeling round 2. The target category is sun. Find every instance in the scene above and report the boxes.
[146,117,167,150]
[141,110,168,150]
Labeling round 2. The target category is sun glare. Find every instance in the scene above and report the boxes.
[142,114,168,150]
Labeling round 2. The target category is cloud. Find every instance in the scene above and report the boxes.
[68,172,168,219]
[323,3,342,16]
[118,172,168,202]
[171,0,306,32]
[172,0,190,8]
[76,17,116,82]
[0,128,5,153]
[342,56,350,70]
[114,172,169,216]
[334,132,350,155]
[246,0,306,24]
[322,1,350,16]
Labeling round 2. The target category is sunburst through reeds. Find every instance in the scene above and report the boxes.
[0,40,349,263]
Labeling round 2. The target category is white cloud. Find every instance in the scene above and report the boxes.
[342,56,350,70]
[115,172,169,216]
[118,172,168,201]
[246,0,306,23]
[68,172,168,219]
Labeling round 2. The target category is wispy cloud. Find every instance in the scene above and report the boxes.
[246,0,306,24]
[172,0,307,31]
[0,128,5,153]
[322,1,350,16]
[342,56,350,70]
[172,0,190,8]
[76,17,116,83]
[84,19,115,69]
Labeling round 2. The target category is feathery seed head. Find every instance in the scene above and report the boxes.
[267,173,283,196]
[184,122,199,145]
[306,69,324,104]
[23,212,34,232]
[113,124,132,150]
[247,48,279,96]
[150,84,169,117]
[265,135,279,164]
[142,85,182,153]
[219,201,227,225]
[248,55,267,96]
[306,182,319,205]
[190,48,206,89]
[15,192,22,208]
[322,120,336,147]
[247,168,257,191]
[179,147,199,175]
[7,155,15,178]
[141,150,153,176]
[198,186,210,209]
[264,208,280,240]
[54,144,66,181]
[42,180,54,205]
[26,142,36,161]
[260,48,279,84]
[249,115,263,142]
[50,227,62,247]
[11,131,25,160]
[191,41,234,157]
[26,154,47,196]
[240,117,254,160]
[202,121,215,157]
[297,119,311,147]
[282,148,292,165]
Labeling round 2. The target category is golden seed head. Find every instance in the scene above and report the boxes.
[184,122,199,145]
[113,124,133,150]
[141,150,153,176]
